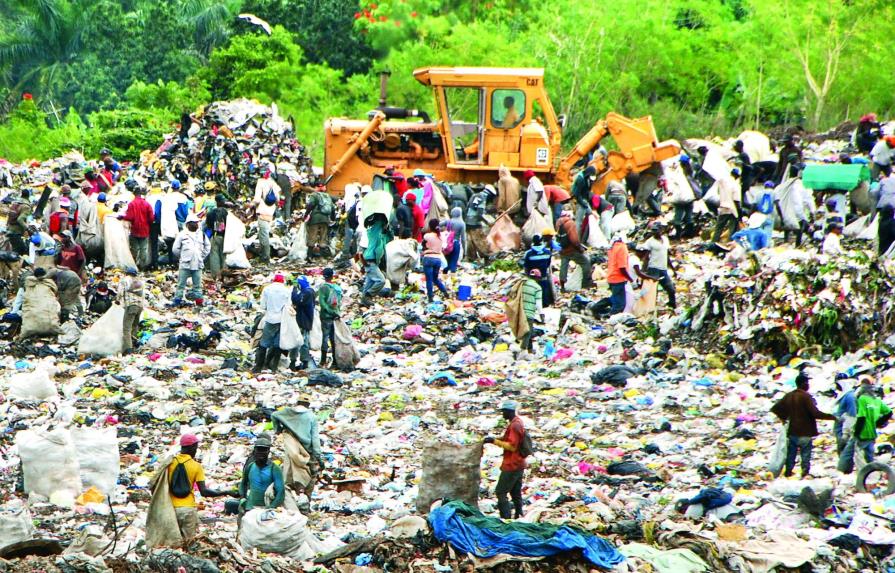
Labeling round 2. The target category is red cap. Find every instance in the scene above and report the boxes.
[523,169,535,179]
[886,136,895,147]
[273,273,285,283]
[180,433,199,446]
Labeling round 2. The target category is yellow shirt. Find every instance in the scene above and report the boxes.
[501,107,520,128]
[168,453,206,508]
[97,203,112,224]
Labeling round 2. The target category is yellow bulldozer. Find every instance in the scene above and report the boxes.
[323,67,680,195]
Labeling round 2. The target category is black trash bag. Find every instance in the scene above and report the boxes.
[828,533,862,553]
[606,460,652,476]
[307,368,344,388]
[590,365,644,387]
[145,549,220,573]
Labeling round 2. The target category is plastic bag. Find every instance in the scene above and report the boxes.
[0,506,34,549]
[78,304,126,356]
[416,441,483,513]
[768,423,789,477]
[7,368,57,401]
[386,238,420,286]
[70,427,120,495]
[223,213,251,269]
[102,217,137,270]
[279,305,301,351]
[58,320,81,346]
[286,222,308,263]
[309,308,322,351]
[632,279,658,318]
[18,277,61,340]
[521,210,553,246]
[486,213,521,253]
[333,320,360,371]
[16,428,83,500]
[585,213,609,249]
[239,508,313,560]
[610,210,636,236]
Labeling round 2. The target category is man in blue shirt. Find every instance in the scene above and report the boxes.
[731,213,771,251]
[238,433,285,513]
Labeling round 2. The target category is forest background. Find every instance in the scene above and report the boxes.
[0,0,892,163]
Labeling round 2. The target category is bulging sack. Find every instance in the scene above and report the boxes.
[0,506,34,550]
[286,222,308,263]
[78,304,126,356]
[486,213,521,253]
[416,441,483,513]
[16,428,83,500]
[333,320,360,371]
[71,427,120,495]
[18,276,61,340]
[279,306,301,351]
[521,210,553,246]
[7,368,57,401]
[240,508,313,560]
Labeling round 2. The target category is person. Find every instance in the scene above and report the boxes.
[272,396,325,499]
[835,376,873,473]
[774,135,803,184]
[86,280,115,314]
[522,233,558,307]
[254,273,291,373]
[95,193,112,224]
[421,219,450,302]
[252,171,279,263]
[606,233,633,314]
[465,185,496,260]
[444,207,467,273]
[870,136,895,180]
[204,194,229,281]
[731,212,771,251]
[496,166,521,218]
[46,267,83,322]
[572,166,597,235]
[840,383,893,475]
[83,168,101,196]
[555,211,592,290]
[48,197,72,236]
[29,229,56,269]
[515,269,543,352]
[99,148,121,181]
[384,167,409,198]
[153,434,235,545]
[318,267,342,367]
[821,221,844,255]
[544,184,571,225]
[120,187,155,270]
[119,267,145,354]
[713,169,741,242]
[770,371,836,478]
[499,95,520,128]
[604,180,628,215]
[395,195,414,240]
[238,433,285,513]
[483,400,528,520]
[638,224,676,309]
[523,170,549,217]
[5,190,31,256]
[341,187,361,259]
[289,276,315,371]
[172,213,211,306]
[407,194,425,243]
[145,186,164,270]
[732,140,753,197]
[56,230,85,277]
[360,214,391,305]
[305,186,334,257]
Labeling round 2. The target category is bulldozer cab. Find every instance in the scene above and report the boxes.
[414,67,562,173]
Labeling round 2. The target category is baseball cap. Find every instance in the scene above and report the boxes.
[180,433,200,446]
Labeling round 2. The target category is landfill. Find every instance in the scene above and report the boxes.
[1,103,895,573]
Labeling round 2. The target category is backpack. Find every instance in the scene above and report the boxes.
[263,188,277,206]
[315,192,333,217]
[518,428,535,458]
[169,462,192,498]
[442,228,456,255]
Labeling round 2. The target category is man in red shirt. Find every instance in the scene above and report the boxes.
[484,400,528,519]
[556,211,592,290]
[120,187,155,270]
[48,197,72,236]
[56,231,86,277]
[607,233,634,314]
[406,194,425,242]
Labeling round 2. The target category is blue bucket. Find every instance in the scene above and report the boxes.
[457,284,473,301]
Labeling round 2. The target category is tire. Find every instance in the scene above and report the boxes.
[855,462,895,495]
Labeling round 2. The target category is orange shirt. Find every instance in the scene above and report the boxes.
[500,417,527,472]
[607,241,630,284]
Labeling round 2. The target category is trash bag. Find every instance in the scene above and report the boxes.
[77,305,126,357]
[279,305,301,351]
[416,441,483,513]
[606,460,652,476]
[7,368,57,401]
[57,321,81,346]
[610,211,636,237]
[486,213,521,254]
[16,428,83,500]
[633,279,658,318]
[386,238,420,286]
[333,320,360,371]
[309,308,322,351]
[0,507,34,550]
[844,214,871,239]
[70,427,119,495]
[145,457,183,549]
[521,210,553,246]
[18,276,61,340]
[102,217,137,270]
[239,508,313,560]
[306,369,344,388]
[590,365,643,387]
[223,212,251,269]
[286,222,308,263]
[768,423,789,477]
[585,213,609,249]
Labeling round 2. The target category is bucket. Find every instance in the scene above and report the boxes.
[457,283,473,301]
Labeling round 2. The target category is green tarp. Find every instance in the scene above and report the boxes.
[802,163,870,191]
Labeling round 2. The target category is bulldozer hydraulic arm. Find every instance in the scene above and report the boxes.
[325,111,386,184]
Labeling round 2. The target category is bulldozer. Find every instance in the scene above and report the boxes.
[323,67,680,195]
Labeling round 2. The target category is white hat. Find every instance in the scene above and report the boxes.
[186,213,200,224]
[747,212,766,229]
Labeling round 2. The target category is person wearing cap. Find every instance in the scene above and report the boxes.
[86,280,115,314]
[606,232,632,314]
[821,219,844,256]
[252,170,280,263]
[464,185,496,260]
[770,371,836,478]
[555,209,592,291]
[855,114,880,154]
[522,232,558,307]
[712,169,741,242]
[5,189,32,256]
[272,396,325,498]
[254,272,292,373]
[522,170,549,218]
[238,433,285,513]
[149,434,236,545]
[99,148,121,181]
[289,276,316,370]
[638,224,676,310]
[305,185,335,258]
[48,196,72,236]
[203,194,229,281]
[870,135,895,180]
[95,192,112,224]
[731,212,771,252]
[572,166,597,234]
[172,213,210,306]
[361,212,392,306]
[483,400,528,519]
[318,267,342,366]
[774,134,803,184]
[120,187,155,270]
[55,230,86,277]
[28,229,57,269]
[839,380,892,474]
[119,268,145,354]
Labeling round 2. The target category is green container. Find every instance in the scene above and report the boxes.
[802,163,871,191]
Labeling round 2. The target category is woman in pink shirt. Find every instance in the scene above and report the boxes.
[422,219,449,302]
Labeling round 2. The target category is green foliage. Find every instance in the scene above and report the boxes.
[125,78,211,114]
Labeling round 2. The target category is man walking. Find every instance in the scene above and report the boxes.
[638,224,676,309]
[272,395,325,500]
[254,272,291,373]
[607,233,633,314]
[120,187,155,270]
[318,267,342,367]
[172,213,211,306]
[289,276,315,371]
[119,267,144,354]
[555,210,592,290]
[305,186,335,258]
[770,371,836,478]
[360,214,391,306]
[484,400,529,520]
[252,170,279,263]
[204,194,229,281]
[713,169,741,242]
[839,381,892,474]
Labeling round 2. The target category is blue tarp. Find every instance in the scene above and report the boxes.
[428,501,625,568]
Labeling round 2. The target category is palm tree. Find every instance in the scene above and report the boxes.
[182,0,244,59]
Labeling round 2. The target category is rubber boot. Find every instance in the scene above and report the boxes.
[497,497,512,520]
[513,497,524,519]
[266,349,282,372]
[252,347,267,373]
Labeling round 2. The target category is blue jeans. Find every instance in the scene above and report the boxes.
[423,256,448,301]
[175,268,202,300]
[362,260,385,296]
[785,436,814,476]
[837,438,875,474]
[445,241,461,272]
[341,227,357,258]
[609,282,627,314]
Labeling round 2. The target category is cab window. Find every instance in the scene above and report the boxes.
[491,89,525,129]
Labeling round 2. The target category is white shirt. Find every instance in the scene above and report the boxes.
[254,178,279,221]
[871,140,895,166]
[641,236,669,271]
[260,282,291,324]
[526,176,549,216]
[822,232,842,255]
[718,176,740,215]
